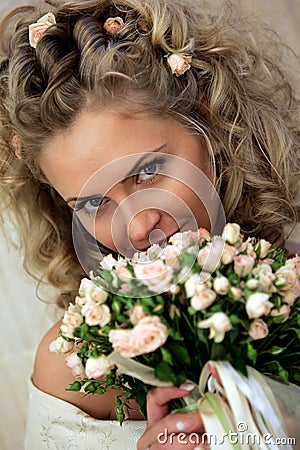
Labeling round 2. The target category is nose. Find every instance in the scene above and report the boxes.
[128,209,161,247]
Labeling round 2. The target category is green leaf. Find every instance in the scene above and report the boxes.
[210,343,227,360]
[187,306,196,316]
[115,395,125,425]
[278,364,289,384]
[111,300,122,315]
[229,315,240,325]
[247,342,257,364]
[67,381,82,391]
[155,362,173,381]
[100,270,113,283]
[84,382,97,393]
[169,343,191,366]
[161,347,173,365]
[269,346,284,355]
[80,323,89,339]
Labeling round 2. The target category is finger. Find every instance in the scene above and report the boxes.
[146,383,196,425]
[137,410,204,450]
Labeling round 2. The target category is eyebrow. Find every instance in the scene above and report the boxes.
[66,144,167,204]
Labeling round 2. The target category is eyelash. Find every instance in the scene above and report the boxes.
[75,157,165,215]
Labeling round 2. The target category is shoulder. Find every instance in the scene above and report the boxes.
[32,320,117,419]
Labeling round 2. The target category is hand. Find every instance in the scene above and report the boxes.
[137,383,206,450]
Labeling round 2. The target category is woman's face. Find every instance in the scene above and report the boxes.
[39,109,220,256]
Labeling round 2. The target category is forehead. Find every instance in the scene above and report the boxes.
[38,109,204,198]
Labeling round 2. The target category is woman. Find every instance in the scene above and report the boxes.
[0,0,299,448]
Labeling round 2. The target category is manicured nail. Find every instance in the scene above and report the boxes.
[176,417,196,431]
[179,382,196,391]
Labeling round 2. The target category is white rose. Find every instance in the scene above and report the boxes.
[197,238,223,273]
[161,245,180,265]
[213,277,230,295]
[197,312,232,343]
[65,353,85,377]
[85,355,114,379]
[100,254,118,270]
[256,239,272,258]
[221,244,238,265]
[191,289,216,310]
[246,293,273,319]
[222,223,241,244]
[134,260,173,293]
[169,230,199,250]
[246,279,260,290]
[253,264,275,290]
[85,304,111,327]
[184,273,201,298]
[79,278,95,297]
[49,336,73,354]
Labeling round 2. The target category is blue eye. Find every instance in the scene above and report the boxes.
[136,158,163,184]
[75,196,109,214]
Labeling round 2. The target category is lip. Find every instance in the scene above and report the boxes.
[135,229,180,252]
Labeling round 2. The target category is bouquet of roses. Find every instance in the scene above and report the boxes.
[50,223,299,447]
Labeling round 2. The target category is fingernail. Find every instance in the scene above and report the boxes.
[176,417,196,431]
[179,382,196,391]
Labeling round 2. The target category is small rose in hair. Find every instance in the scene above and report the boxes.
[103,17,124,35]
[167,53,192,77]
[29,12,56,49]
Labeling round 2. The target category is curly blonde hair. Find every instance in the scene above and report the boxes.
[0,0,299,307]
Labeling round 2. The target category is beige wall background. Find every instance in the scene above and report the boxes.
[0,1,299,449]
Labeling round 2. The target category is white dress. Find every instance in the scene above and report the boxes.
[25,378,147,450]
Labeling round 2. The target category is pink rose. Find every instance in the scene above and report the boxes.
[85,355,114,379]
[130,305,147,325]
[280,282,300,305]
[131,316,168,355]
[230,287,243,300]
[271,304,291,322]
[61,304,83,338]
[198,228,211,242]
[29,12,56,49]
[248,319,269,340]
[275,265,298,290]
[85,304,111,327]
[167,54,192,77]
[134,260,173,293]
[109,329,138,358]
[233,255,255,276]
